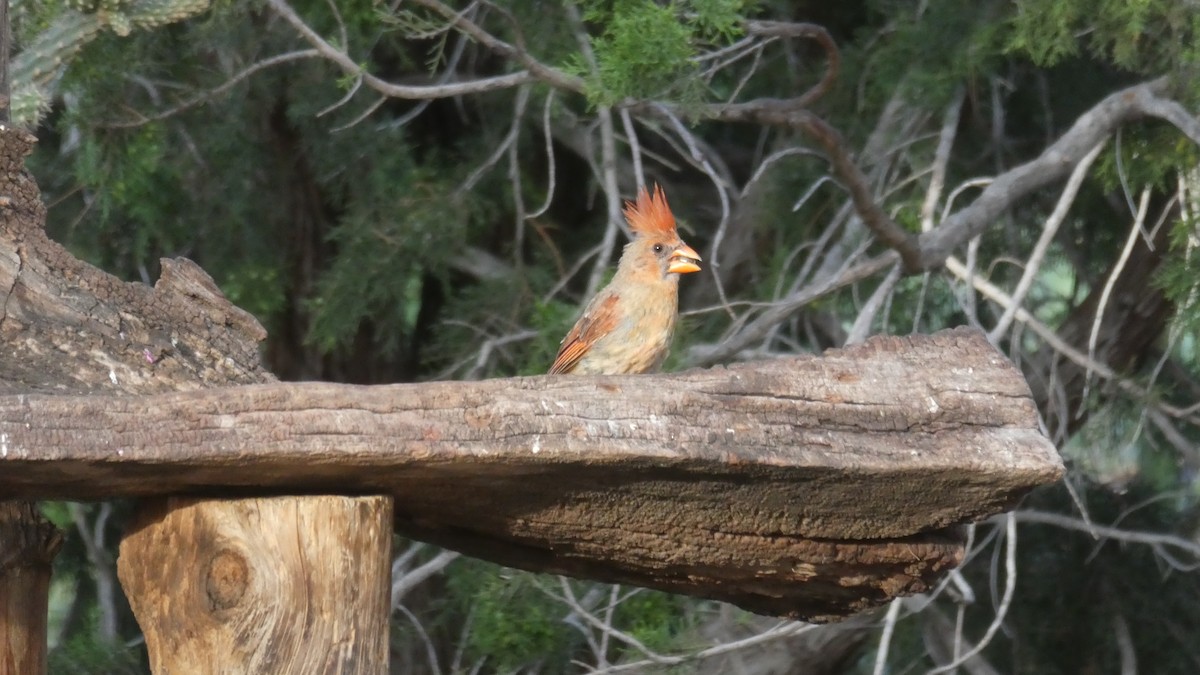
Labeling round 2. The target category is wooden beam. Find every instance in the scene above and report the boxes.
[1,329,1063,618]
[118,495,392,674]
[0,329,1059,531]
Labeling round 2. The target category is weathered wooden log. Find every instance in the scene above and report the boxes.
[118,495,392,674]
[0,131,269,398]
[0,328,1063,618]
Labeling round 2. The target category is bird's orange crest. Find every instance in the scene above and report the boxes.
[623,184,676,238]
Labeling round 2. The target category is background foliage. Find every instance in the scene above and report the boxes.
[10,0,1200,672]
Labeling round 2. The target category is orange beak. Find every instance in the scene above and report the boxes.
[668,244,702,274]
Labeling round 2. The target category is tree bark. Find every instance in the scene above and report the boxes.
[0,502,63,675]
[0,130,272,395]
[118,495,392,674]
[0,328,1063,619]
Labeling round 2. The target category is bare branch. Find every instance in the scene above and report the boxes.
[917,77,1194,268]
[926,513,1018,675]
[68,502,118,642]
[653,104,736,316]
[1140,90,1200,146]
[392,549,460,607]
[618,108,644,190]
[266,0,535,100]
[696,21,841,120]
[457,86,529,194]
[944,254,1200,425]
[526,92,559,219]
[703,107,923,271]
[1011,510,1200,569]
[690,251,897,366]
[920,87,965,232]
[408,0,585,93]
[554,576,669,666]
[872,598,904,675]
[846,262,901,345]
[1113,613,1138,675]
[583,107,624,300]
[102,50,322,128]
[395,603,444,675]
[919,602,1004,675]
[989,139,1107,341]
[646,22,921,270]
[1082,187,1152,406]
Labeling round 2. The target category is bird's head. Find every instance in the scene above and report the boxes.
[619,185,702,281]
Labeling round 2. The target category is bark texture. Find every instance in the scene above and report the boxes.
[118,495,392,675]
[0,501,63,675]
[0,328,1063,618]
[0,130,272,395]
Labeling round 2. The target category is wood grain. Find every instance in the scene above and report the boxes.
[118,495,392,674]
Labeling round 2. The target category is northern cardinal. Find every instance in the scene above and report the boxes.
[550,185,701,374]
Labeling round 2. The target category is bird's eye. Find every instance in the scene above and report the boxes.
[653,244,664,253]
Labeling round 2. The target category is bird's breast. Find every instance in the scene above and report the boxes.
[574,293,678,374]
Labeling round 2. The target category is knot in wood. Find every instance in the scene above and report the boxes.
[205,549,249,610]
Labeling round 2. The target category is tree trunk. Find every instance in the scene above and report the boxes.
[118,495,392,674]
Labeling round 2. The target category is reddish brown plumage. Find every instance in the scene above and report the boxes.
[549,185,701,375]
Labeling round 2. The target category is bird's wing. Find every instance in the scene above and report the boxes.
[549,293,620,374]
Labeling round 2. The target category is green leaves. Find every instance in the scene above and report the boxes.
[1007,0,1200,73]
[308,166,472,355]
[1006,0,1083,66]
[576,0,750,106]
[445,564,577,671]
[689,0,747,42]
[583,1,697,105]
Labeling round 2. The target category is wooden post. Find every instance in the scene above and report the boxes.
[118,495,393,674]
[0,502,64,675]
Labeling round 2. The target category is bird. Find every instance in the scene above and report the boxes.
[549,184,701,375]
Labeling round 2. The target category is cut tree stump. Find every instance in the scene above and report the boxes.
[0,327,1063,619]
